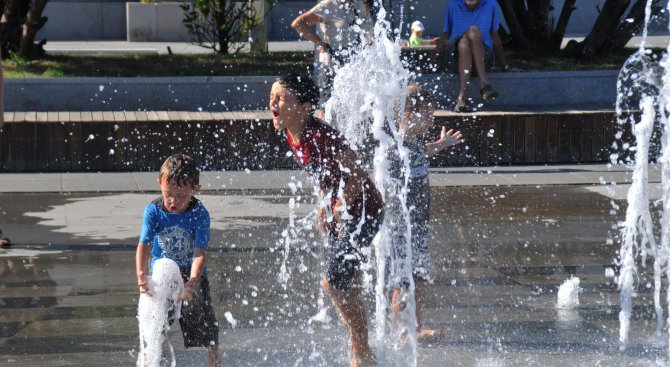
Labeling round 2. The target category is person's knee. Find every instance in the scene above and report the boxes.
[457,37,470,53]
[466,25,482,38]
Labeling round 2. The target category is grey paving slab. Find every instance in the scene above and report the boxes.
[43,41,313,56]
[0,173,62,192]
[1,166,669,366]
[0,164,649,193]
[61,172,140,192]
[132,172,160,192]
[40,36,668,56]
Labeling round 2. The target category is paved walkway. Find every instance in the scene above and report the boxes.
[0,164,659,247]
[44,41,314,55]
[0,164,651,193]
[0,163,667,366]
[43,36,669,55]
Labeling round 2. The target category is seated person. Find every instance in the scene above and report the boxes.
[435,0,514,113]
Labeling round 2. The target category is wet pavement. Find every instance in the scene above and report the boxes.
[1,165,669,366]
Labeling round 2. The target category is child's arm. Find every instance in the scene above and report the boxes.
[179,248,206,301]
[136,242,152,296]
[434,32,450,61]
[292,11,329,53]
[426,127,463,158]
[333,148,368,228]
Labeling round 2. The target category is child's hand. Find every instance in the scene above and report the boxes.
[333,200,351,240]
[316,41,330,54]
[439,127,463,148]
[315,207,328,235]
[138,273,152,296]
[178,278,199,301]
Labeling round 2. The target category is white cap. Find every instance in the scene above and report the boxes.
[410,21,425,32]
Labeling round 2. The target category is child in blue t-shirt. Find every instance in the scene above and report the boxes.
[136,153,219,366]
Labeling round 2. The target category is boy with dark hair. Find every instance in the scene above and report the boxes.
[387,84,462,340]
[136,153,220,366]
[269,72,384,367]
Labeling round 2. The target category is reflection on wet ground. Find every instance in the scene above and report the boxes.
[0,185,667,366]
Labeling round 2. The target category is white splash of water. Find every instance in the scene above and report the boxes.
[325,4,418,365]
[556,276,581,309]
[224,311,238,328]
[616,0,670,350]
[277,176,301,288]
[137,258,184,367]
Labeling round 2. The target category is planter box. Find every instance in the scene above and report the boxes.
[126,2,190,42]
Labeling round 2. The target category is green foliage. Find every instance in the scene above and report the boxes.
[8,51,29,69]
[181,0,275,54]
[42,65,65,77]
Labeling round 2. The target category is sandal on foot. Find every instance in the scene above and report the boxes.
[454,98,471,113]
[480,84,498,102]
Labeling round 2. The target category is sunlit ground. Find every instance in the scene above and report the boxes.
[1,184,668,366]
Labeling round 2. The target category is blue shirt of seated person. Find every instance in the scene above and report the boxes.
[442,0,501,49]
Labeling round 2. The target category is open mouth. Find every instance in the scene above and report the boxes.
[272,110,279,118]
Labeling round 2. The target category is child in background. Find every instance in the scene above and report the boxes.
[387,84,462,340]
[408,21,437,47]
[136,154,220,367]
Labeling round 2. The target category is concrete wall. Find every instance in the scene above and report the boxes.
[267,1,311,41]
[37,0,670,42]
[126,2,190,42]
[38,2,126,40]
[4,71,619,112]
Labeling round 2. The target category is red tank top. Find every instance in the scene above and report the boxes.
[286,118,383,219]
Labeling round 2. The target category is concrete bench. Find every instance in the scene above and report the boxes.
[0,109,627,172]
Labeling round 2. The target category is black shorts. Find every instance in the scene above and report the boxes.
[386,178,431,289]
[326,210,383,291]
[442,35,495,76]
[178,273,219,348]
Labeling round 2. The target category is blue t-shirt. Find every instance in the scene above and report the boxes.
[442,0,501,49]
[139,197,210,273]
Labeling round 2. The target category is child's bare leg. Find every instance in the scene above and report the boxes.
[414,281,444,341]
[208,344,219,367]
[391,288,407,313]
[321,275,375,367]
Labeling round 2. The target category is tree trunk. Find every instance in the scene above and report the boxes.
[510,0,529,32]
[213,0,228,55]
[0,0,21,58]
[497,0,530,49]
[548,0,576,52]
[573,0,630,59]
[525,0,552,51]
[19,0,48,58]
[610,0,662,51]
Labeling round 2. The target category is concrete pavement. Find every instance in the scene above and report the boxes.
[0,164,659,247]
[0,164,650,193]
[1,163,667,366]
[42,36,670,56]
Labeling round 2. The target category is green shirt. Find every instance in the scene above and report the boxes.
[408,34,422,47]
